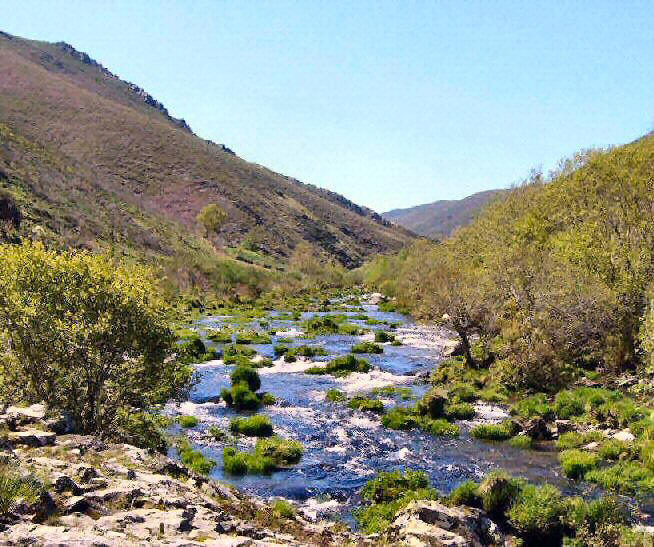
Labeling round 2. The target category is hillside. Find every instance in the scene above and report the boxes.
[382,189,505,238]
[0,31,412,284]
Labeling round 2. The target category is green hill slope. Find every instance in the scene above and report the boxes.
[0,31,412,288]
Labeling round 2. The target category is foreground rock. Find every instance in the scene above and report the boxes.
[0,431,362,546]
[382,501,504,546]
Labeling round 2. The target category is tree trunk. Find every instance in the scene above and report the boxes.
[457,328,476,369]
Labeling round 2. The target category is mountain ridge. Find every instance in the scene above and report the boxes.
[383,189,506,238]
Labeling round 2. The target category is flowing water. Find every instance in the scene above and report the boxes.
[167,301,589,522]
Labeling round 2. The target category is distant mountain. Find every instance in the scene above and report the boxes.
[0,31,413,280]
[383,189,506,238]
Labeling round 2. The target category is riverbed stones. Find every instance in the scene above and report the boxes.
[383,500,502,546]
[613,429,636,442]
[6,429,56,447]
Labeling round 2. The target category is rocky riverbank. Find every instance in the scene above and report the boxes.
[0,404,517,545]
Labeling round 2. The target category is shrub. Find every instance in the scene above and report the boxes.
[208,329,233,343]
[448,383,478,403]
[208,425,225,441]
[585,461,654,494]
[305,355,371,377]
[559,450,600,479]
[361,470,431,503]
[288,345,328,358]
[351,342,383,354]
[447,402,476,420]
[326,389,346,402]
[223,446,275,475]
[196,203,227,234]
[178,415,199,428]
[261,392,276,405]
[272,499,295,519]
[471,420,519,441]
[554,390,585,419]
[178,438,216,475]
[375,331,395,343]
[348,397,384,413]
[0,465,43,516]
[339,323,364,335]
[421,418,460,437]
[231,366,261,392]
[235,331,271,345]
[478,470,523,518]
[556,430,604,450]
[230,383,261,411]
[449,480,481,507]
[255,436,304,465]
[230,415,273,437]
[513,393,554,420]
[114,410,170,453]
[0,242,193,434]
[416,388,447,419]
[507,484,566,544]
[598,439,634,461]
[305,316,340,334]
[382,407,419,430]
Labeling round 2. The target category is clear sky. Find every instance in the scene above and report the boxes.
[2,1,653,212]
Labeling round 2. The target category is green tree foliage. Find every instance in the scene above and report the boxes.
[364,140,654,388]
[0,242,193,434]
[196,203,228,235]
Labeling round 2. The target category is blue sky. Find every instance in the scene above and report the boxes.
[3,1,653,212]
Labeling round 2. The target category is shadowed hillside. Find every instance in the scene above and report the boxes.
[383,189,505,238]
[0,31,412,282]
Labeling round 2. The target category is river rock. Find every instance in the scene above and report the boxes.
[7,429,56,447]
[522,417,551,440]
[613,429,636,442]
[383,500,502,546]
[368,292,386,305]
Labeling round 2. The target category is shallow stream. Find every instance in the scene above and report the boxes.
[167,301,590,522]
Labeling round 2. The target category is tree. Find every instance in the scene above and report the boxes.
[196,203,227,235]
[0,242,193,434]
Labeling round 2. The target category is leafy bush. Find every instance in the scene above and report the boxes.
[288,345,328,358]
[305,354,371,376]
[447,402,476,420]
[230,415,273,437]
[559,449,600,479]
[375,331,395,343]
[178,415,199,428]
[351,342,383,354]
[348,396,384,413]
[513,393,554,420]
[448,383,478,403]
[507,484,566,544]
[556,430,605,450]
[178,438,216,475]
[554,390,585,419]
[326,389,346,402]
[478,470,523,518]
[416,388,447,419]
[114,410,170,453]
[421,418,460,437]
[382,407,420,430]
[255,436,304,465]
[261,392,276,405]
[230,366,261,392]
[0,465,44,516]
[223,446,275,475]
[584,461,654,494]
[272,499,296,519]
[471,421,519,441]
[235,331,271,344]
[207,328,233,343]
[305,316,340,334]
[222,383,261,411]
[356,470,439,533]
[598,439,634,461]
[361,470,431,503]
[208,425,225,441]
[449,480,481,507]
[0,242,193,434]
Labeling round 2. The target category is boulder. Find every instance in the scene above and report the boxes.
[3,403,46,429]
[383,500,502,546]
[522,417,551,440]
[613,429,636,442]
[554,419,574,435]
[7,429,56,447]
[368,293,386,305]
